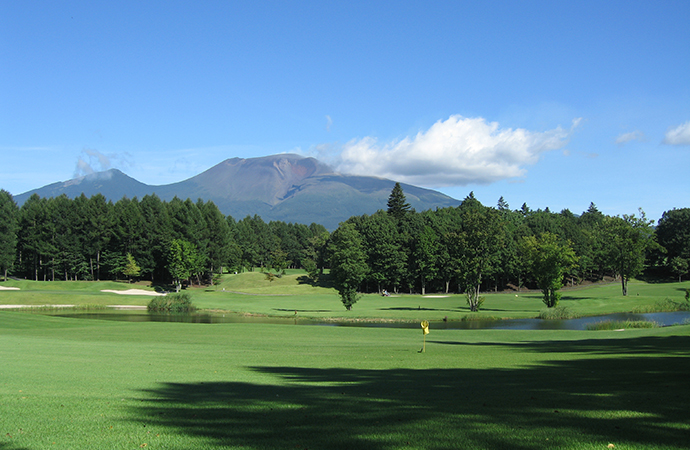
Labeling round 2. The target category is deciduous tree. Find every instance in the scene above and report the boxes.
[521,232,578,307]
[328,222,368,310]
[122,253,141,283]
[597,210,656,296]
[448,201,504,311]
[670,257,688,283]
[167,239,200,292]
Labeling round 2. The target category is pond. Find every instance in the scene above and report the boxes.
[46,310,690,331]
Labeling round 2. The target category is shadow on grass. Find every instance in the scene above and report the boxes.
[131,336,690,449]
[296,274,334,289]
[560,295,595,301]
[381,305,532,314]
[0,444,30,450]
[274,308,333,313]
[149,281,177,293]
[379,306,460,312]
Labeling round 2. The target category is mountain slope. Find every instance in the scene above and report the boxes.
[15,169,153,202]
[15,154,461,229]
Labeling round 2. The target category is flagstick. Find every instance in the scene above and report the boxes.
[420,320,429,353]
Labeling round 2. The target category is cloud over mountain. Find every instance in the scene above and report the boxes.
[334,115,578,187]
[75,148,132,178]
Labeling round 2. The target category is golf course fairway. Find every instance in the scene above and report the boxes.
[1,310,688,450]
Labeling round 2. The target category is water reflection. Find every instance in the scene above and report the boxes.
[48,310,690,330]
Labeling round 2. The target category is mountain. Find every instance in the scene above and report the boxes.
[14,154,461,229]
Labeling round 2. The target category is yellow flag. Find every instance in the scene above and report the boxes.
[421,320,429,335]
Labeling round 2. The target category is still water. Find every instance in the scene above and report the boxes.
[49,310,690,331]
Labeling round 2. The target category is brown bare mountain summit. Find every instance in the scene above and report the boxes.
[15,154,460,229]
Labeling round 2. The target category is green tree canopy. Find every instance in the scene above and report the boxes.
[328,222,368,310]
[521,232,578,308]
[0,190,19,281]
[655,208,690,275]
[122,253,141,283]
[597,210,656,296]
[448,203,504,311]
[167,239,201,292]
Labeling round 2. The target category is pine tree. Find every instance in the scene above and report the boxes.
[387,182,410,221]
[0,190,19,281]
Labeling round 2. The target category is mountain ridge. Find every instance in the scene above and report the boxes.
[14,154,461,229]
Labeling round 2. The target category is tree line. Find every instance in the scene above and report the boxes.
[327,183,689,310]
[0,191,327,290]
[1,185,688,309]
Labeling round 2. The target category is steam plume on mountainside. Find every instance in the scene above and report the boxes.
[74,148,132,179]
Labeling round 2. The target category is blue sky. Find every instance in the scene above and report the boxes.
[2,1,689,222]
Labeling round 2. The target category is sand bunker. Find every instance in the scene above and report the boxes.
[101,289,166,296]
[0,286,20,291]
[422,295,449,298]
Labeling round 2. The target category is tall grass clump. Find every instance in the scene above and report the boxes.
[539,306,579,320]
[632,298,690,313]
[147,292,196,313]
[460,314,501,322]
[586,320,658,331]
[9,304,109,312]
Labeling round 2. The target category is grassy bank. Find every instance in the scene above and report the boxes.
[0,311,688,449]
[3,274,690,321]
[165,272,690,322]
[0,279,161,307]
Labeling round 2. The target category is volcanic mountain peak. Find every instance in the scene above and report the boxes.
[14,154,461,229]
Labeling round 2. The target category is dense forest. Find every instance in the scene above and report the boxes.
[0,191,328,291]
[0,186,688,304]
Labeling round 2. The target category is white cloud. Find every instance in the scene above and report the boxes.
[663,121,690,145]
[335,115,578,186]
[74,148,132,178]
[325,115,333,132]
[615,130,645,145]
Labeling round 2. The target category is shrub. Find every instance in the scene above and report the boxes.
[586,320,658,331]
[539,306,579,320]
[465,294,484,311]
[147,293,196,313]
[632,298,690,313]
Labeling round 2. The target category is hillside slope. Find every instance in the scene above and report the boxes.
[15,154,461,229]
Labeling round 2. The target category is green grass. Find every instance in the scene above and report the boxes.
[0,311,688,449]
[632,298,690,313]
[0,279,162,306]
[4,275,690,322]
[194,275,690,322]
